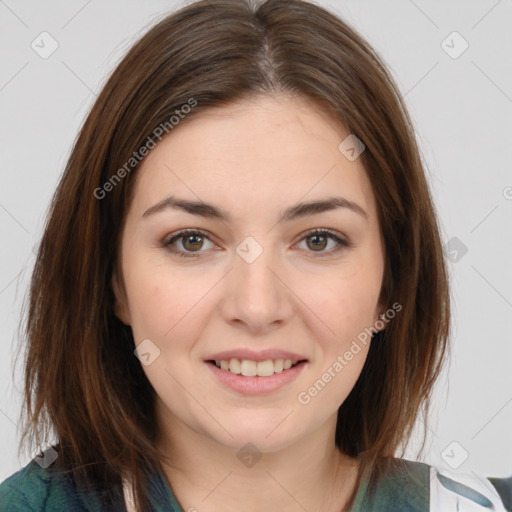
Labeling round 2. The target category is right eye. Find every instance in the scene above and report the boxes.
[162,229,217,258]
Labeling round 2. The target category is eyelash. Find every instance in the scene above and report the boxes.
[161,228,351,258]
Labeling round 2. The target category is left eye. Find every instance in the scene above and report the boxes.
[162,229,350,258]
[296,230,350,254]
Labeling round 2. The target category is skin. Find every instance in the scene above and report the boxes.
[112,93,386,512]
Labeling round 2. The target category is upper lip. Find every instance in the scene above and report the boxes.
[205,348,308,363]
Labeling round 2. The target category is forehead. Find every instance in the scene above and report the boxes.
[127,94,376,223]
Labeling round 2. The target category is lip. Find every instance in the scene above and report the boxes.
[205,348,308,363]
[206,360,307,395]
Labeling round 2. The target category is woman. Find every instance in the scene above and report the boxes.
[0,0,510,510]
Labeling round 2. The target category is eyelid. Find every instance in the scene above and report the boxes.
[294,228,352,257]
[161,228,218,255]
[162,227,352,258]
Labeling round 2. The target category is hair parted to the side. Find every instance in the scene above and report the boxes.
[14,0,451,509]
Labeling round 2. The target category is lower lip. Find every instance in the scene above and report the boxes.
[205,361,307,395]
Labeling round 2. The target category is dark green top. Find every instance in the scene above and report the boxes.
[1,452,510,511]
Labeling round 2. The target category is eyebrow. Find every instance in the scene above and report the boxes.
[141,195,368,222]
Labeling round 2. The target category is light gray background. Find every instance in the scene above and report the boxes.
[1,0,511,483]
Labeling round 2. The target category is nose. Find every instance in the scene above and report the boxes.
[219,242,294,333]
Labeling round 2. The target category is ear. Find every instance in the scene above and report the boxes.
[111,269,131,326]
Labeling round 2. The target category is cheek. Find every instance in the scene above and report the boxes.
[125,267,213,405]
[297,266,382,346]
[296,338,370,422]
[125,257,218,348]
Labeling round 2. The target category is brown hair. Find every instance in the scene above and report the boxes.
[15,0,451,509]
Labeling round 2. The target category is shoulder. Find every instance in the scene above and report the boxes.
[0,452,113,512]
[365,458,511,511]
[429,464,512,511]
[359,457,431,510]
[0,459,53,512]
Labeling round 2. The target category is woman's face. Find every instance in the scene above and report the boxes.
[113,94,386,453]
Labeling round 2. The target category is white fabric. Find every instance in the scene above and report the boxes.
[122,476,137,512]
[429,466,507,511]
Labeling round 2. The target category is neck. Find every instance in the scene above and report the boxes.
[155,404,360,512]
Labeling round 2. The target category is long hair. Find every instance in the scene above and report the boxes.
[15,0,451,509]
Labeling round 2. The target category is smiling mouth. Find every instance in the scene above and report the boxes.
[207,358,306,377]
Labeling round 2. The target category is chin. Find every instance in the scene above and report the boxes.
[205,420,301,454]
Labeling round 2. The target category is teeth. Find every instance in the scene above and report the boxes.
[213,358,300,377]
[240,360,257,377]
[229,358,241,374]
